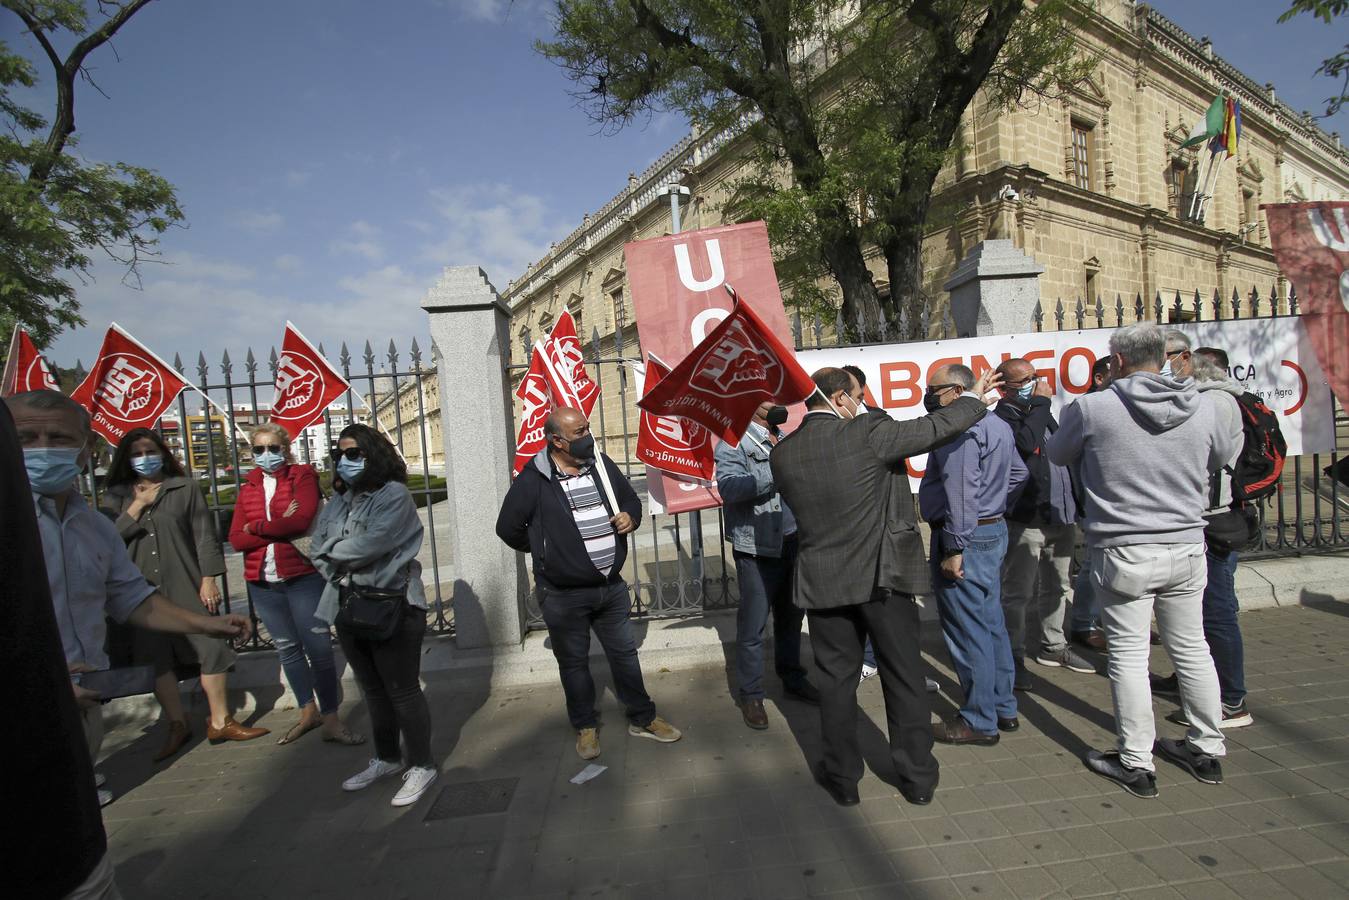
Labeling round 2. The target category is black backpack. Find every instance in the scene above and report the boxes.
[1228,392,1287,502]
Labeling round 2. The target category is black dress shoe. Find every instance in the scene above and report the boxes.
[784,680,821,705]
[900,784,934,805]
[813,762,860,807]
[997,716,1020,733]
[933,715,1000,746]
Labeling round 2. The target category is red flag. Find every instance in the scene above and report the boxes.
[513,346,553,475]
[1263,201,1349,410]
[636,353,716,480]
[270,322,351,439]
[638,290,816,445]
[70,324,190,444]
[537,310,599,417]
[2,328,59,396]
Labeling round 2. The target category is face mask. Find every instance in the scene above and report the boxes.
[566,433,596,461]
[336,456,365,483]
[254,450,285,474]
[922,392,944,414]
[1160,360,1173,378]
[765,405,789,427]
[1016,382,1036,401]
[131,455,164,477]
[24,447,84,496]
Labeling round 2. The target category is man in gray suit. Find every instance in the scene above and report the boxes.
[771,366,996,806]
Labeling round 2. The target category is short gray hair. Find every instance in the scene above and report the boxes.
[1191,356,1229,385]
[1109,323,1166,369]
[944,364,975,390]
[1163,329,1191,354]
[4,389,91,435]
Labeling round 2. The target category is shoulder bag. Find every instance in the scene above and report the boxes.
[335,578,405,641]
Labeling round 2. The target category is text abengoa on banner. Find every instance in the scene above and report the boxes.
[797,316,1334,487]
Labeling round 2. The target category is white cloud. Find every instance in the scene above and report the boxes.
[273,254,303,273]
[330,220,385,262]
[164,251,256,282]
[284,169,314,188]
[421,183,569,288]
[231,210,284,235]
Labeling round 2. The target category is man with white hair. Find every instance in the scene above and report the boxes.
[1047,323,1240,798]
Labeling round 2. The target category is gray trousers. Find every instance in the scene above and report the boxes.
[1093,542,1224,771]
[1000,522,1075,656]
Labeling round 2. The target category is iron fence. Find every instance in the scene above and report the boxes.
[76,337,454,649]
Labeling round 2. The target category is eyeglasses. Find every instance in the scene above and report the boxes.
[1165,349,1187,358]
[925,383,961,394]
[252,444,284,455]
[331,447,365,461]
[1002,375,1036,388]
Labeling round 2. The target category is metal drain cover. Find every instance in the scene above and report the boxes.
[423,777,518,821]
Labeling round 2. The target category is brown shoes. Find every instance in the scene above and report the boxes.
[740,699,769,730]
[206,717,270,744]
[933,715,1000,746]
[153,721,192,762]
[576,727,601,760]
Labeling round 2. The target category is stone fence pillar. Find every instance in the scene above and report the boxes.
[421,267,527,648]
[943,239,1045,337]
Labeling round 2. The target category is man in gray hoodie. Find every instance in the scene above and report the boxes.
[1047,323,1241,798]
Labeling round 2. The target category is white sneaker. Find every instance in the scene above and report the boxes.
[342,758,404,792]
[392,766,439,807]
[97,788,114,808]
[860,664,879,684]
[94,773,106,788]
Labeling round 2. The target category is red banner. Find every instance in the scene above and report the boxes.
[514,346,552,474]
[635,354,715,480]
[270,322,351,439]
[70,324,191,443]
[1263,201,1349,410]
[638,292,816,445]
[538,310,599,417]
[2,328,58,396]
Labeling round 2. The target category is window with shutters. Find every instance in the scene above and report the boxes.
[1071,122,1093,190]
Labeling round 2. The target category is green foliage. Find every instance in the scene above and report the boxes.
[0,1,183,350]
[1279,1,1348,118]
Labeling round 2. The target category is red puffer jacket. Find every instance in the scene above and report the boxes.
[228,463,321,582]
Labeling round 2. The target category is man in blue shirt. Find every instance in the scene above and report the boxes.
[919,365,1028,745]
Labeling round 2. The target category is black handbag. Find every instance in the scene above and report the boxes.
[336,581,405,641]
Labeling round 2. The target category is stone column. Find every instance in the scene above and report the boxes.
[944,239,1045,337]
[422,266,528,648]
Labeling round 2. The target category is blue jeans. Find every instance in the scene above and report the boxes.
[733,537,808,701]
[539,580,657,730]
[932,521,1016,734]
[248,574,339,715]
[1203,549,1245,707]
[1069,555,1100,633]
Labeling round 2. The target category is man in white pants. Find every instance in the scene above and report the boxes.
[1048,323,1240,798]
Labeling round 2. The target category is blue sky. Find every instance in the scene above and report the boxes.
[5,0,1346,371]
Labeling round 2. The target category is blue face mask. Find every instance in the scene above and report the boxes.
[1016,382,1036,401]
[131,455,164,477]
[254,450,285,474]
[24,447,84,496]
[336,456,365,483]
[1160,360,1173,379]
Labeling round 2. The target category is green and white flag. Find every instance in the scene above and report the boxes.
[1181,95,1226,149]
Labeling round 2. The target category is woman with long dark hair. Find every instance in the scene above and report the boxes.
[311,423,436,807]
[229,423,363,746]
[104,428,268,759]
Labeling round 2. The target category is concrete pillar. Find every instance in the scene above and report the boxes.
[944,239,1045,337]
[422,266,528,648]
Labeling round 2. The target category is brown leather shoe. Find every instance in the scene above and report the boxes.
[740,699,769,730]
[207,717,270,744]
[933,715,999,746]
[153,721,191,762]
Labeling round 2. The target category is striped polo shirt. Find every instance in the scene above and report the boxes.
[557,464,617,575]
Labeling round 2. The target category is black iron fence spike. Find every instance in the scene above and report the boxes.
[1074,297,1085,329]
[173,352,184,373]
[1116,294,1125,326]
[1289,285,1298,314]
[1248,286,1259,317]
[339,343,351,366]
[363,340,375,366]
[1095,296,1105,327]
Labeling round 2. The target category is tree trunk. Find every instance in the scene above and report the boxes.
[883,226,926,339]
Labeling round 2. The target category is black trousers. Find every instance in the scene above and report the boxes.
[336,604,433,768]
[806,590,938,796]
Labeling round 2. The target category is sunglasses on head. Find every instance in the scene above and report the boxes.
[332,447,365,461]
[252,444,284,455]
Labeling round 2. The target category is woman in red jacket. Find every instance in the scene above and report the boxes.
[229,424,362,746]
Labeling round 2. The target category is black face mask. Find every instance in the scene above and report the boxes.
[565,433,596,461]
[765,405,789,427]
[922,392,944,414]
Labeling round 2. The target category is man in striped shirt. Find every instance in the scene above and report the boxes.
[497,407,682,760]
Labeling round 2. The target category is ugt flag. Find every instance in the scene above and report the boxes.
[513,346,553,475]
[638,289,815,445]
[71,325,190,443]
[537,310,599,417]
[1263,201,1349,410]
[635,353,715,480]
[270,322,351,439]
[2,328,59,396]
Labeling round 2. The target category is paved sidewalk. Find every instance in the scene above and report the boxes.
[99,603,1349,899]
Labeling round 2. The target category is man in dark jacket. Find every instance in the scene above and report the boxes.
[993,358,1095,692]
[771,367,995,807]
[496,406,681,761]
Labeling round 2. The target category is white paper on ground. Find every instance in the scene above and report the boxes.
[569,764,608,785]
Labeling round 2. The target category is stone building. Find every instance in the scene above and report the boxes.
[501,2,1349,456]
[375,366,443,473]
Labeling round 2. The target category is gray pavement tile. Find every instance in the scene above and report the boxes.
[1262,826,1347,864]
[1098,819,1165,853]
[748,833,800,868]
[1136,846,1217,884]
[991,802,1054,836]
[1218,800,1297,833]
[1017,830,1081,866]
[1043,860,1105,896]
[1059,823,1126,859]
[946,812,1010,842]
[927,842,988,878]
[1092,851,1166,891]
[800,859,855,896]
[976,835,1035,870]
[1267,864,1346,897]
[866,821,926,852]
[948,871,1008,899]
[904,878,962,899]
[1307,819,1349,847]
[704,840,756,874]
[995,865,1063,898]
[792,831,848,864]
[1315,859,1349,888]
[885,847,945,883]
[1259,793,1349,826]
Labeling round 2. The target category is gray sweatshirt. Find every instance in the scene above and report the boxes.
[1196,379,1246,515]
[1046,372,1241,547]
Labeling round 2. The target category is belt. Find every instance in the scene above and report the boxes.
[978,516,1003,526]
[931,516,1003,529]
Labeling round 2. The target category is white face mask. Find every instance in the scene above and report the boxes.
[835,394,864,419]
[1160,360,1173,379]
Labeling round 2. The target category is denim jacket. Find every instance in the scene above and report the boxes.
[714,423,792,558]
[310,480,426,624]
